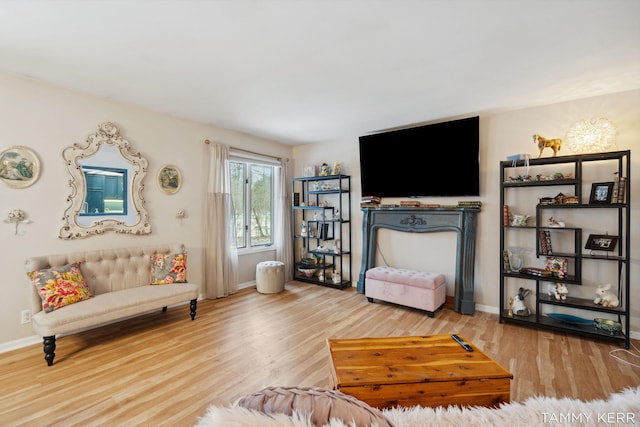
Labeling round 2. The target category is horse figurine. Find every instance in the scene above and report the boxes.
[533,134,562,157]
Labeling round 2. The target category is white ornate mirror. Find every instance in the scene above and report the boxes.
[59,122,151,239]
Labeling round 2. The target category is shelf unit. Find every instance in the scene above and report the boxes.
[292,174,351,289]
[499,150,630,349]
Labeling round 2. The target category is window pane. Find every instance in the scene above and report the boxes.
[230,161,246,248]
[250,164,273,246]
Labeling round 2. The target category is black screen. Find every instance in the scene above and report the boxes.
[359,116,480,198]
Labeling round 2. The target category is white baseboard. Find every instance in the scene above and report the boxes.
[2,298,636,354]
[0,335,40,353]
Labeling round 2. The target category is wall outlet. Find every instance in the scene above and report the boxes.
[21,309,31,324]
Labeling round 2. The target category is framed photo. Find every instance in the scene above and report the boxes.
[0,145,41,189]
[589,182,614,204]
[303,165,316,177]
[585,234,618,252]
[156,164,182,195]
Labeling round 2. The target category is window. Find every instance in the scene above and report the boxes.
[230,159,275,250]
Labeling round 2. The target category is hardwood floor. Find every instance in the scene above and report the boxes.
[1,281,638,426]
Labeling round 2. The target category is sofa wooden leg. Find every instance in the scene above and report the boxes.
[162,306,168,312]
[43,336,56,366]
[189,299,197,320]
[367,297,374,303]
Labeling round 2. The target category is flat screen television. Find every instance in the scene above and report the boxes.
[359,116,479,198]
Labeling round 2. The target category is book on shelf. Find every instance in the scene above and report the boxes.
[457,201,482,208]
[519,267,552,277]
[617,176,626,203]
[400,200,421,207]
[506,153,530,161]
[361,195,381,203]
[503,205,509,226]
[539,230,553,255]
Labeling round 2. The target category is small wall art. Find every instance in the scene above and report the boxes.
[0,146,41,189]
[157,164,182,194]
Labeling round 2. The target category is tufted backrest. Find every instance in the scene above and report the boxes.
[25,244,186,314]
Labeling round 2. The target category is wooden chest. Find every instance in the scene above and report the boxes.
[327,335,512,409]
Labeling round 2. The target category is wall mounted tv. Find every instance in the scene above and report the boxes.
[359,116,479,198]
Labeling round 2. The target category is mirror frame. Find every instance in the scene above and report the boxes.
[59,122,151,239]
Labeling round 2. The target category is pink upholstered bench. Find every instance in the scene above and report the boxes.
[365,266,446,317]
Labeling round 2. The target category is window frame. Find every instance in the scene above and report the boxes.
[229,152,278,252]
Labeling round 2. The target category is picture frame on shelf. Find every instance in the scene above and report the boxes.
[588,182,614,204]
[303,165,316,177]
[0,145,41,189]
[157,164,182,195]
[585,234,618,252]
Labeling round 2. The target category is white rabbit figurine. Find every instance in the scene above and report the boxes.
[593,284,619,307]
[547,283,568,301]
[511,287,532,316]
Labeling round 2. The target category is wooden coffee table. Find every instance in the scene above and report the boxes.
[327,334,512,409]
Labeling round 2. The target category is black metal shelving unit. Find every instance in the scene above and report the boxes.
[291,174,351,289]
[499,151,630,349]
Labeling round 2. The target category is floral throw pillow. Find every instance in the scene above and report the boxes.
[150,253,187,285]
[27,262,92,313]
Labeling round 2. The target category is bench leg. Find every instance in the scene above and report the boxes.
[426,302,446,318]
[43,336,56,366]
[189,299,197,320]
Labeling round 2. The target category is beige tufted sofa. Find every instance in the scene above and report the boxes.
[25,244,199,366]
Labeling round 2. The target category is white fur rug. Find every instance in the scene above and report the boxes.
[196,387,640,427]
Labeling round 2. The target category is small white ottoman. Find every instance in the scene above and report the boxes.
[256,261,285,294]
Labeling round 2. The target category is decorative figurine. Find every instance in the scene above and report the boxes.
[594,284,619,307]
[533,134,563,157]
[548,217,565,227]
[547,283,568,301]
[332,270,341,284]
[332,162,341,175]
[319,163,330,176]
[510,213,529,227]
[511,287,532,316]
[300,221,307,236]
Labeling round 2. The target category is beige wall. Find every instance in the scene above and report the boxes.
[293,89,640,337]
[2,70,638,350]
[0,73,291,348]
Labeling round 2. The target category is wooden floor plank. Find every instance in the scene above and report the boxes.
[0,281,638,426]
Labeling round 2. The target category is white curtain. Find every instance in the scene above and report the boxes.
[274,158,293,282]
[204,142,238,298]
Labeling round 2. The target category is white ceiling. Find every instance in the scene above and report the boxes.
[1,0,639,145]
